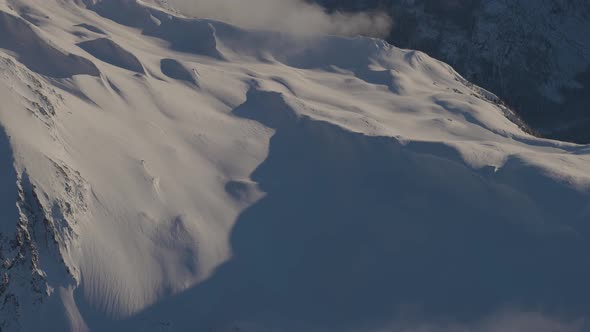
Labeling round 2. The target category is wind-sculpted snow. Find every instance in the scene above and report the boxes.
[0,0,590,331]
[75,24,107,35]
[0,11,99,78]
[112,88,590,332]
[78,38,145,74]
[87,0,223,58]
[160,58,198,85]
[316,0,590,143]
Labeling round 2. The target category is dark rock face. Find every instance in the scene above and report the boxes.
[0,11,100,78]
[78,37,144,73]
[316,0,590,143]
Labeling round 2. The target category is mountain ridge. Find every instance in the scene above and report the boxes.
[315,0,590,143]
[0,0,589,331]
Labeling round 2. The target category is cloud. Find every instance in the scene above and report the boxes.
[165,0,392,37]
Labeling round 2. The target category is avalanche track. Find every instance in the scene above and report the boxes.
[0,0,589,331]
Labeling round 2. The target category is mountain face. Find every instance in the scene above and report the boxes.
[316,0,590,143]
[1,0,590,331]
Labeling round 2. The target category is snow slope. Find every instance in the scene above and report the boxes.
[316,0,590,143]
[0,0,590,331]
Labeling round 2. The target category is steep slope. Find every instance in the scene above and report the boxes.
[0,10,99,77]
[0,0,589,331]
[315,0,590,143]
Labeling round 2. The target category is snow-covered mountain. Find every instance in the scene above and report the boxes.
[316,0,590,143]
[1,0,590,331]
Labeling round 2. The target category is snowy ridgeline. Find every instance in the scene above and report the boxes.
[316,0,590,143]
[0,0,590,331]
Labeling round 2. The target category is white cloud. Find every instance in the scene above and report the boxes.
[166,0,392,37]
